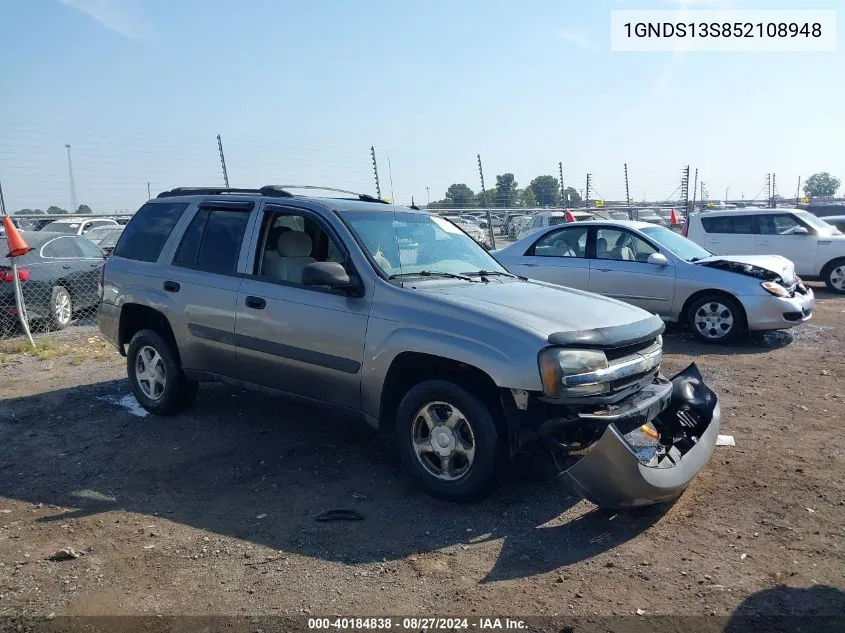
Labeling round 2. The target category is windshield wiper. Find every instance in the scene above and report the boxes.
[463,270,516,278]
[388,270,480,282]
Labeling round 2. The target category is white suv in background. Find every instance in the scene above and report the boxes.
[684,208,845,293]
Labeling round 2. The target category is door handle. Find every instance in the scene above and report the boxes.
[163,280,180,293]
[522,263,538,267]
[596,268,613,272]
[758,241,770,245]
[62,264,71,270]
[245,296,266,310]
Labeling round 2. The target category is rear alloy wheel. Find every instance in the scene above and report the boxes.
[396,380,501,502]
[825,259,845,294]
[689,295,744,343]
[127,329,198,415]
[50,286,72,330]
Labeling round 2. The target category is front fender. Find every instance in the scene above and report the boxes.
[360,319,542,421]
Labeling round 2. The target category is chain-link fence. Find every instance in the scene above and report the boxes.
[1,213,131,339]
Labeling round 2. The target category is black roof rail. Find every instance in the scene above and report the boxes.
[156,186,293,199]
[272,185,390,204]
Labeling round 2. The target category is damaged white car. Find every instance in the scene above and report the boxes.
[492,220,814,343]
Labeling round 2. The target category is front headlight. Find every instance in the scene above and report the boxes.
[538,348,609,398]
[761,281,791,298]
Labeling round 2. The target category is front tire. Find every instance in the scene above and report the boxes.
[50,286,72,330]
[127,329,198,415]
[824,258,845,294]
[688,295,745,343]
[396,380,502,502]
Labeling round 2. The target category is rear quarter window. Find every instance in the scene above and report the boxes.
[113,202,188,263]
[700,215,753,234]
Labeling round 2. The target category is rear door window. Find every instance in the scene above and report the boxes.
[701,215,754,234]
[113,202,188,263]
[173,207,251,275]
[43,237,83,258]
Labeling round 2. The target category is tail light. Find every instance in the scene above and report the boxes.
[0,267,30,282]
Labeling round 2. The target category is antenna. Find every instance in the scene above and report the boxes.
[387,157,395,203]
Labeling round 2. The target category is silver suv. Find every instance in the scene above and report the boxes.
[98,186,721,507]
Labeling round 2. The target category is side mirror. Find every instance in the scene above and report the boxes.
[792,226,809,235]
[302,261,352,288]
[648,253,669,266]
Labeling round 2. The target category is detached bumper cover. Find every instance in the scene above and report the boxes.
[560,363,720,508]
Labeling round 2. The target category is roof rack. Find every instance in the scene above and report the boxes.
[272,185,389,204]
[156,186,294,199]
[156,185,389,204]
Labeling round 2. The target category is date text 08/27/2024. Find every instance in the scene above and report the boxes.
[307,617,528,630]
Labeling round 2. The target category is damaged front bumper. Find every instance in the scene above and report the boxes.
[512,363,720,508]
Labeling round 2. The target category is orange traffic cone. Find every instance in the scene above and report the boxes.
[565,209,576,222]
[669,208,679,225]
[2,216,31,258]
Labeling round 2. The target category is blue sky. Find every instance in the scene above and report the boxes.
[0,0,842,211]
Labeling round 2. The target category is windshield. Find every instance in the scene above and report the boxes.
[796,210,842,235]
[97,230,123,247]
[641,226,713,262]
[338,211,507,278]
[42,221,79,234]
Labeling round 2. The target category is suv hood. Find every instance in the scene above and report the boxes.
[415,278,661,341]
[695,254,796,285]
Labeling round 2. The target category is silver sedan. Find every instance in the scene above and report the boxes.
[492,220,815,343]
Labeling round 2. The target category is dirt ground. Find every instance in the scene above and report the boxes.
[0,287,843,626]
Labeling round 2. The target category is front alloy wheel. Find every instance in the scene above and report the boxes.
[134,345,167,401]
[411,401,476,481]
[396,379,501,502]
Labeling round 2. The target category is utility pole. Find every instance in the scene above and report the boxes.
[765,173,771,205]
[147,182,151,200]
[558,162,565,206]
[701,180,705,204]
[691,168,698,213]
[680,165,690,214]
[65,144,78,212]
[0,176,7,215]
[624,163,631,219]
[796,175,802,202]
[216,134,230,188]
[771,173,777,208]
[585,173,591,209]
[477,154,495,249]
[370,146,381,198]
[425,186,430,207]
[725,186,729,203]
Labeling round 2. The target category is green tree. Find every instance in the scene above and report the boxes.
[519,187,537,207]
[529,175,561,207]
[445,183,476,208]
[804,172,841,198]
[474,187,497,208]
[76,204,93,214]
[561,187,581,206]
[46,205,68,215]
[495,173,518,207]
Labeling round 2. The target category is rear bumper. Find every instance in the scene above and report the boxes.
[742,288,814,331]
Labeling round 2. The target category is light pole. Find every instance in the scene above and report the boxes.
[725,186,730,202]
[425,186,430,206]
[65,144,78,212]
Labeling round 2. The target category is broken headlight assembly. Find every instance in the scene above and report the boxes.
[538,348,610,397]
[761,280,791,298]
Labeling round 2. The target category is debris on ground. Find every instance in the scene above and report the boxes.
[46,548,80,562]
[314,509,365,522]
[716,435,736,446]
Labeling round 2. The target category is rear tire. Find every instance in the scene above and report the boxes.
[688,295,745,344]
[127,329,198,415]
[823,258,845,294]
[50,286,72,330]
[395,379,502,502]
